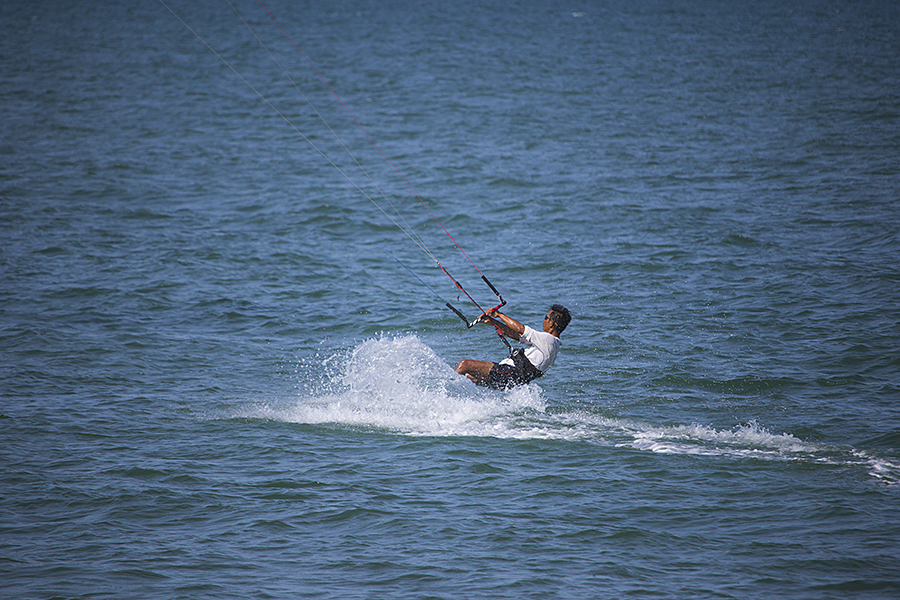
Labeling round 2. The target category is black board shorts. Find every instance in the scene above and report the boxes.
[486,349,543,390]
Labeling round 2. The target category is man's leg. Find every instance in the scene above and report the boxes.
[455,359,495,385]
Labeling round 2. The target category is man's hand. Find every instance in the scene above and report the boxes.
[477,310,497,325]
[478,308,524,340]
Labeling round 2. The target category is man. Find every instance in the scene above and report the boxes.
[455,304,571,389]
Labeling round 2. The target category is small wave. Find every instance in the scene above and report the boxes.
[238,336,899,483]
[618,422,900,484]
[852,450,900,485]
[621,420,816,459]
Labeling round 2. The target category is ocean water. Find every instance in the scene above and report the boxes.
[2,0,899,598]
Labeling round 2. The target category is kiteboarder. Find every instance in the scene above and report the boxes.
[455,304,571,389]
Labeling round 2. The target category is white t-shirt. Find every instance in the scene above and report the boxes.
[499,325,561,373]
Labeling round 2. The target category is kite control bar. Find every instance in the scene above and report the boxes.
[446,302,474,328]
[445,274,506,328]
[445,273,513,356]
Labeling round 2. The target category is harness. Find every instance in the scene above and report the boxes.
[510,348,543,384]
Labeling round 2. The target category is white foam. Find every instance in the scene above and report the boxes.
[237,336,899,483]
[852,450,900,485]
[623,420,817,459]
[249,335,548,438]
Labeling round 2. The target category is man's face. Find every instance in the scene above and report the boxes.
[543,311,559,333]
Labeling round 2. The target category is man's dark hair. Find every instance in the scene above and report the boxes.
[549,304,571,332]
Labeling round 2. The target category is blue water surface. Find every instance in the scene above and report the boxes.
[2,0,899,598]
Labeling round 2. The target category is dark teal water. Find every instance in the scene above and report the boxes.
[3,0,899,598]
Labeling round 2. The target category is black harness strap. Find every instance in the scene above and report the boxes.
[510,348,543,383]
